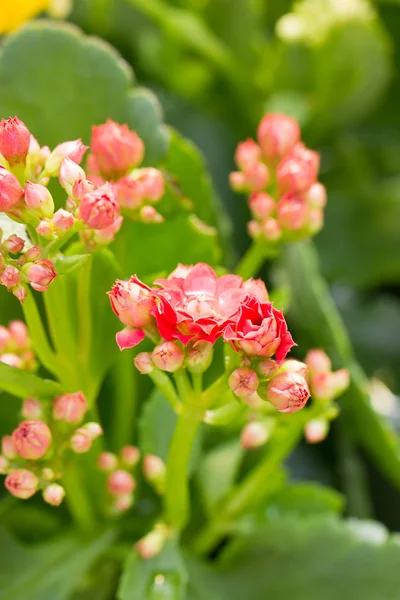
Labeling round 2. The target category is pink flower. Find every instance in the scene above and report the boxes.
[229,367,259,397]
[242,278,269,302]
[0,166,24,211]
[115,327,145,351]
[277,143,319,195]
[107,469,136,495]
[224,296,295,361]
[0,266,20,289]
[241,421,271,449]
[277,193,309,230]
[0,326,11,351]
[134,352,154,374]
[108,276,154,328]
[304,182,327,209]
[22,397,43,419]
[257,113,300,162]
[52,208,75,232]
[230,161,269,193]
[79,183,120,230]
[58,158,85,197]
[4,234,25,254]
[0,117,30,166]
[45,139,88,176]
[248,191,275,219]
[115,168,164,209]
[234,139,262,170]
[151,341,185,372]
[264,371,310,413]
[5,469,38,499]
[12,420,52,459]
[43,483,65,506]
[24,182,54,218]
[120,445,140,467]
[53,392,88,424]
[151,263,247,345]
[22,259,56,292]
[97,452,118,472]
[70,428,92,453]
[91,120,144,177]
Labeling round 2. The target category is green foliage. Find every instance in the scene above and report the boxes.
[0,362,62,399]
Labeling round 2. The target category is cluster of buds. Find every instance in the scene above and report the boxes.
[0,391,102,504]
[0,320,36,371]
[97,445,140,514]
[230,113,326,244]
[85,120,165,224]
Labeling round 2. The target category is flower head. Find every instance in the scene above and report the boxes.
[79,183,120,230]
[0,117,30,166]
[263,371,310,413]
[12,420,52,459]
[5,469,38,499]
[22,259,56,292]
[0,166,24,212]
[90,120,144,177]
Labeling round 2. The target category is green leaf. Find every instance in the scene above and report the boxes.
[139,390,201,474]
[0,362,62,399]
[0,528,114,600]
[187,516,400,600]
[0,21,168,164]
[118,539,188,600]
[52,254,91,276]
[266,482,345,518]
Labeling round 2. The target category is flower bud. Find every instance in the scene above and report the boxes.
[70,428,92,453]
[58,158,85,197]
[230,162,269,193]
[0,117,30,166]
[151,341,185,372]
[91,120,144,177]
[0,167,24,212]
[5,469,38,499]
[12,420,52,459]
[134,352,154,374]
[263,371,310,413]
[24,182,54,218]
[22,397,43,419]
[257,113,300,162]
[310,369,350,403]
[257,359,278,378]
[229,367,259,397]
[277,193,309,231]
[97,451,118,472]
[23,245,41,262]
[22,259,56,292]
[248,191,275,219]
[53,392,88,424]
[308,208,324,234]
[259,218,281,241]
[186,340,213,373]
[45,139,88,176]
[0,266,20,289]
[0,326,11,350]
[107,469,136,496]
[83,422,103,440]
[0,353,22,368]
[241,420,274,449]
[2,435,16,459]
[120,445,140,468]
[235,139,262,170]
[43,483,65,506]
[12,284,27,303]
[79,183,120,230]
[4,234,25,254]
[135,524,168,559]
[9,320,29,348]
[305,419,329,444]
[0,456,8,474]
[113,493,134,513]
[143,454,166,494]
[305,349,331,374]
[280,359,308,379]
[134,168,165,203]
[140,205,164,223]
[304,182,327,209]
[52,208,75,232]
[277,145,319,195]
[72,178,94,201]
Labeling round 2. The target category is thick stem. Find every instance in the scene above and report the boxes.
[148,369,181,412]
[77,257,93,377]
[173,369,193,404]
[165,409,202,530]
[111,350,138,450]
[235,241,267,279]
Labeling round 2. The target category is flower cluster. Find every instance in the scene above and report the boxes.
[230,113,326,244]
[0,391,102,504]
[97,445,140,514]
[86,120,165,224]
[0,320,36,371]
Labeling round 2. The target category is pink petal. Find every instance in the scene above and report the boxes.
[116,327,145,350]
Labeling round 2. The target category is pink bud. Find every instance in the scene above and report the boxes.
[257,359,279,378]
[280,359,308,379]
[229,368,259,397]
[23,245,41,262]
[134,168,165,203]
[108,279,153,328]
[12,420,52,459]
[116,327,145,351]
[91,120,144,176]
[97,451,118,472]
[24,182,54,218]
[305,349,331,374]
[260,217,281,241]
[235,139,262,170]
[0,456,8,474]
[241,421,272,449]
[257,113,300,162]
[248,191,275,219]
[84,422,103,440]
[151,341,185,372]
[72,178,94,201]
[113,493,134,513]
[0,117,30,166]
[0,353,22,368]
[305,419,329,444]
[136,525,168,559]
[53,392,88,424]
[22,397,43,419]
[264,371,310,413]
[45,139,88,176]
[2,435,16,459]
[59,158,86,196]
[277,193,309,230]
[43,483,65,506]
[36,220,54,239]
[22,259,56,292]
[27,136,48,171]
[134,352,154,374]
[230,162,269,193]
[140,205,164,223]
[79,183,120,230]
[107,469,136,496]
[0,167,24,211]
[4,234,24,254]
[277,144,319,195]
[70,428,92,453]
[1,266,20,289]
[114,176,143,210]
[304,182,327,209]
[311,369,350,402]
[9,320,29,347]
[5,469,38,499]
[12,284,27,303]
[186,340,214,373]
[52,209,75,232]
[0,326,11,351]
[143,454,166,491]
[120,445,140,468]
[242,277,269,302]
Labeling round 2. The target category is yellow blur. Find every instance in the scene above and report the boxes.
[0,0,50,34]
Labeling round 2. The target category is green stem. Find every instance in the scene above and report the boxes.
[63,463,96,531]
[148,369,181,412]
[173,369,193,404]
[204,401,245,426]
[77,257,93,370]
[235,241,278,279]
[111,350,138,450]
[192,372,203,397]
[22,292,60,377]
[165,409,202,529]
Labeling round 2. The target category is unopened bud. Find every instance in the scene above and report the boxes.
[186,340,213,373]
[0,353,22,368]
[41,468,56,481]
[5,469,39,499]
[151,341,184,372]
[310,369,350,403]
[43,483,65,506]
[134,352,154,374]
[277,193,309,231]
[140,205,164,223]
[22,259,56,292]
[22,397,43,419]
[23,245,41,262]
[24,182,54,218]
[83,422,103,440]
[304,182,327,209]
[59,158,85,196]
[257,359,279,378]
[248,191,275,219]
[4,234,24,254]
[230,161,269,193]
[12,284,27,303]
[113,493,134,513]
[0,117,30,167]
[70,428,92,453]
[79,183,120,230]
[1,266,20,289]
[260,217,281,241]
[98,451,118,472]
[257,113,300,162]
[305,419,329,444]
[235,139,262,169]
[143,454,166,494]
[91,120,144,177]
[277,145,319,195]
[52,209,75,232]
[107,469,136,496]
[241,420,274,449]
[53,392,88,424]
[229,367,259,397]
[135,524,169,559]
[9,320,29,348]
[305,349,331,374]
[12,420,52,459]
[279,359,308,379]
[0,167,24,212]
[120,445,140,468]
[263,371,310,413]
[45,139,88,176]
